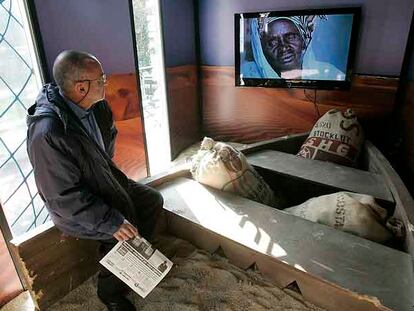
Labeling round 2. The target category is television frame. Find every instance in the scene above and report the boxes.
[235,7,361,90]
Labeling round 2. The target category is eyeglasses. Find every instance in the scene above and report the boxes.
[76,74,107,86]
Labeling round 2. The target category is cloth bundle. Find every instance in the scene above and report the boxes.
[191,137,284,208]
[298,109,364,166]
[285,192,404,243]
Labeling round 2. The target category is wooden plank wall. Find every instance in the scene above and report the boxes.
[402,81,414,175]
[0,228,22,306]
[0,203,24,307]
[105,73,142,122]
[166,65,201,159]
[9,223,99,309]
[202,66,399,144]
[106,73,147,180]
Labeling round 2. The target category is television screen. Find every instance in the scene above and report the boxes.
[235,8,361,89]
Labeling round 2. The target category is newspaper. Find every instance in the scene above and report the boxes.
[100,236,173,298]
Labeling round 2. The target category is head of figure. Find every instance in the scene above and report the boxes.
[52,50,107,109]
[261,18,306,74]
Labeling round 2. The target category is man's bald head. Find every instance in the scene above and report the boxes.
[52,50,100,94]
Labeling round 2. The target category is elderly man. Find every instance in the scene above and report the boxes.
[27,50,163,311]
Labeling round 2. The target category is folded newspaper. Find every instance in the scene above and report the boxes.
[100,236,173,298]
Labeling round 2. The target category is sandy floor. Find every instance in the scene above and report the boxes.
[48,235,324,311]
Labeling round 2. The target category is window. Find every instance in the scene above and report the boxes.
[131,0,171,175]
[0,0,46,237]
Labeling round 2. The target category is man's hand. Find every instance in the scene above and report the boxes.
[113,219,139,241]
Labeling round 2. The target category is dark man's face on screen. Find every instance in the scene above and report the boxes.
[261,19,305,73]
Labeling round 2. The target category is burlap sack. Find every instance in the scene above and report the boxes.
[284,192,403,243]
[191,137,284,208]
[298,109,364,166]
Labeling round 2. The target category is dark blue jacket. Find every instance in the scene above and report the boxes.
[27,84,136,240]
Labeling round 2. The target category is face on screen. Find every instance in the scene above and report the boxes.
[261,19,306,74]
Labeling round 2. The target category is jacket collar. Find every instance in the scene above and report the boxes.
[27,84,83,133]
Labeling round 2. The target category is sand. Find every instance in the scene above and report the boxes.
[48,235,325,311]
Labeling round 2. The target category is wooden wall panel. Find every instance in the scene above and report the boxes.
[113,118,147,181]
[316,76,398,117]
[0,228,22,306]
[202,66,399,143]
[403,81,414,174]
[106,73,147,180]
[106,73,141,121]
[10,223,99,309]
[166,65,201,160]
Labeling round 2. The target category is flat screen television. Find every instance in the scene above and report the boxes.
[235,7,361,89]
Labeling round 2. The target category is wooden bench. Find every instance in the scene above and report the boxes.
[246,149,394,204]
[159,177,414,311]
